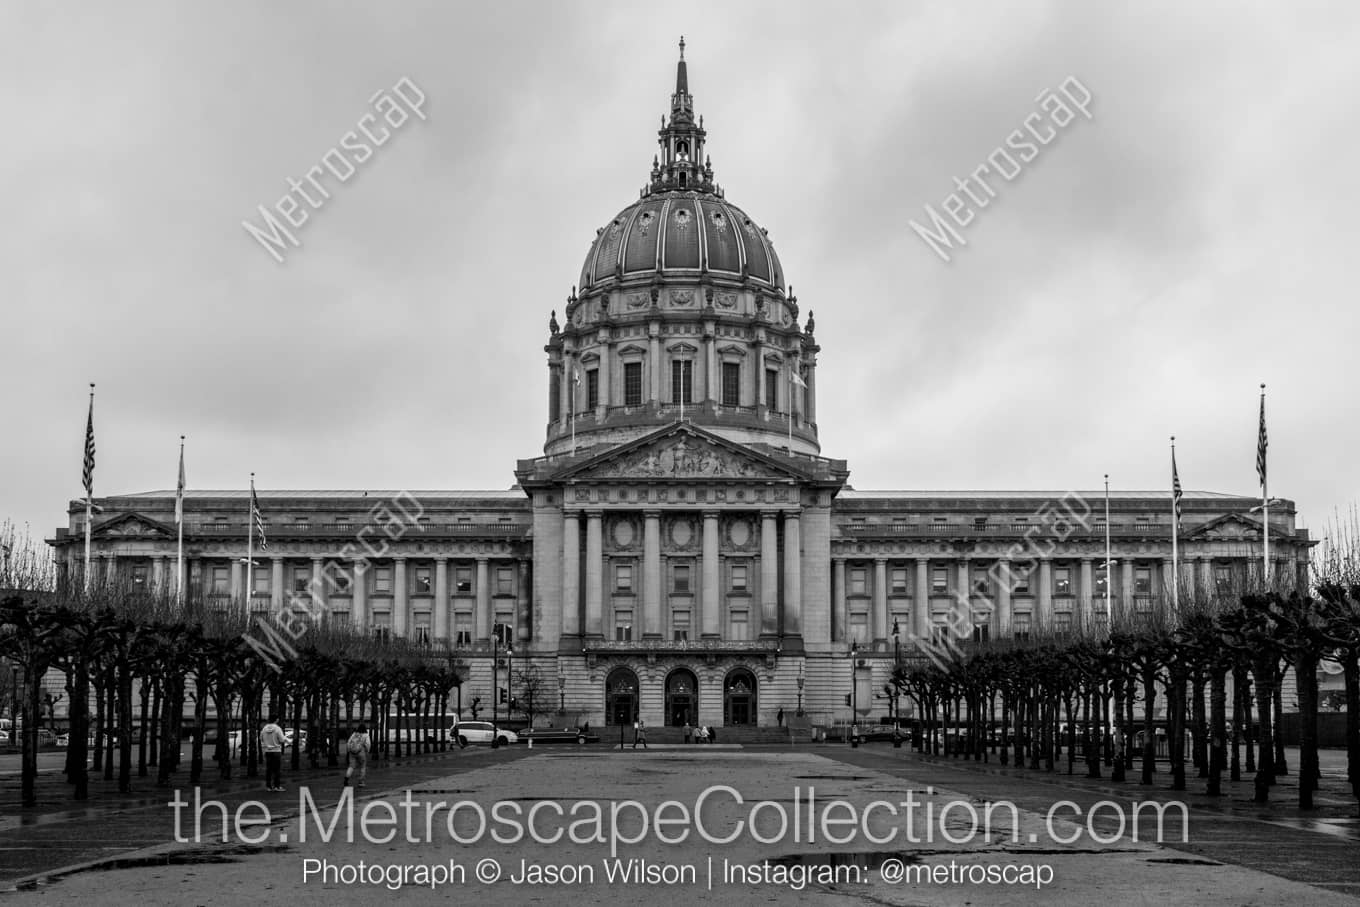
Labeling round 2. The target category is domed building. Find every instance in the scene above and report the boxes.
[49,43,1313,736]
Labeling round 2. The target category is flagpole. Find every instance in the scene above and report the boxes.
[1104,474,1112,619]
[177,435,185,606]
[246,472,254,608]
[1170,436,1179,611]
[1260,384,1269,585]
[84,383,95,593]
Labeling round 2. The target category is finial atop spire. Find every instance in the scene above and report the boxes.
[679,35,685,60]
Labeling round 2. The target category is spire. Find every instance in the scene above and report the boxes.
[647,39,713,195]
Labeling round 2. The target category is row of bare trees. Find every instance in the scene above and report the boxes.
[893,531,1360,812]
[1,526,463,808]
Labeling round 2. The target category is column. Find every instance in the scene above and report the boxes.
[648,322,661,405]
[782,511,802,637]
[832,557,847,643]
[703,327,716,404]
[1079,557,1093,628]
[229,559,243,604]
[756,347,768,413]
[352,561,368,628]
[1161,557,1174,605]
[957,557,971,633]
[761,512,780,638]
[873,558,888,644]
[643,511,662,638]
[914,558,930,638]
[310,557,327,613]
[475,558,490,641]
[433,558,449,640]
[563,512,581,638]
[152,555,167,595]
[806,359,817,425]
[1037,558,1053,629]
[996,559,1012,636]
[1196,556,1210,597]
[271,556,285,611]
[516,560,531,642]
[394,558,408,638]
[597,330,611,414]
[585,511,603,638]
[702,511,720,638]
[1121,559,1134,615]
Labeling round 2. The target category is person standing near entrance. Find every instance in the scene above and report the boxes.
[682,721,693,744]
[633,718,648,749]
[260,714,290,792]
[777,707,785,727]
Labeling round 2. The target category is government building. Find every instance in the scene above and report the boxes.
[48,45,1312,732]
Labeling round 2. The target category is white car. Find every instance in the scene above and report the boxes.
[449,721,518,748]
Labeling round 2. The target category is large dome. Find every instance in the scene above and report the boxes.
[578,192,785,294]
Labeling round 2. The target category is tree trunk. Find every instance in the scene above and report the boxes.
[117,656,135,794]
[21,657,46,808]
[1192,669,1208,779]
[1253,655,1276,804]
[1111,678,1126,783]
[1230,666,1244,782]
[1168,669,1186,792]
[138,676,151,776]
[1208,666,1226,797]
[1344,652,1360,811]
[1141,666,1157,785]
[190,673,208,784]
[1273,668,1288,776]
[1296,651,1319,810]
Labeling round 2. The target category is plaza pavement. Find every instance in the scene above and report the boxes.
[1,742,1356,905]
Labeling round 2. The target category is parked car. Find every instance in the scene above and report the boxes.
[36,728,57,746]
[449,721,518,748]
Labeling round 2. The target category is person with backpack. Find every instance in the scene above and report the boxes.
[260,715,291,792]
[345,723,371,788]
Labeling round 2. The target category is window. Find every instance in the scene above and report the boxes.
[330,565,351,593]
[1053,611,1072,635]
[413,567,432,594]
[455,568,472,594]
[586,369,599,409]
[1094,563,1109,596]
[454,612,473,646]
[972,568,989,595]
[412,615,431,644]
[623,362,643,406]
[672,610,690,641]
[374,567,392,594]
[1054,567,1071,595]
[848,610,869,642]
[890,567,908,594]
[1012,566,1030,594]
[293,566,311,593]
[252,566,269,594]
[615,614,633,641]
[671,359,693,405]
[1012,612,1031,641]
[336,516,350,527]
[728,609,748,641]
[616,564,633,592]
[130,564,148,587]
[496,567,514,596]
[373,611,392,643]
[673,564,691,593]
[1214,565,1232,592]
[721,362,740,406]
[294,517,309,528]
[850,567,867,596]
[730,564,748,592]
[765,368,779,410]
[1134,567,1151,595]
[931,567,948,593]
[973,624,990,643]
[892,612,910,637]
[550,371,561,421]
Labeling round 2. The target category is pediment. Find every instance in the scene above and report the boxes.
[93,513,174,539]
[559,425,807,483]
[1186,513,1261,540]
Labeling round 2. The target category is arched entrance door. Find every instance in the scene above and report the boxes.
[723,668,758,726]
[605,668,638,726]
[665,669,698,727]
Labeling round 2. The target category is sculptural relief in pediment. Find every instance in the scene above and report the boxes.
[593,437,782,480]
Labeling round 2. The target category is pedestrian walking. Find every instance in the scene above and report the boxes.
[696,725,709,744]
[260,715,290,792]
[633,718,648,749]
[708,725,718,744]
[777,707,784,727]
[682,721,693,744]
[345,723,371,788]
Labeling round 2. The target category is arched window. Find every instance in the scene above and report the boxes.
[605,667,639,726]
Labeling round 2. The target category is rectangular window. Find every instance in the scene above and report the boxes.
[1012,612,1031,641]
[765,368,779,410]
[973,624,990,643]
[1134,567,1151,595]
[131,565,148,587]
[454,613,473,646]
[335,516,350,527]
[1053,611,1072,634]
[413,614,431,644]
[972,568,989,595]
[848,610,869,643]
[931,567,948,593]
[292,566,311,593]
[1214,565,1232,592]
[850,567,867,596]
[673,564,691,593]
[330,564,352,593]
[550,371,561,421]
[252,566,269,594]
[616,564,633,592]
[721,362,740,406]
[671,360,693,405]
[455,567,473,594]
[586,368,599,409]
[1012,566,1030,594]
[890,567,908,594]
[623,362,643,406]
[373,611,392,643]
[496,567,514,596]
[413,567,432,594]
[730,564,748,592]
[1054,567,1071,595]
[672,610,690,642]
[615,614,633,642]
[294,517,309,528]
[728,609,748,641]
[1094,563,1109,596]
[374,567,392,594]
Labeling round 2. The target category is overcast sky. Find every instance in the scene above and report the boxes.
[3,1,1357,550]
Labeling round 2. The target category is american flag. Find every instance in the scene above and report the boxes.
[81,391,95,498]
[1256,390,1268,490]
[1172,446,1183,531]
[251,478,268,550]
[175,439,186,525]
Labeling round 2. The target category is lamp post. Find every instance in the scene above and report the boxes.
[558,670,565,715]
[491,629,500,747]
[850,641,860,748]
[796,667,804,717]
[892,620,902,723]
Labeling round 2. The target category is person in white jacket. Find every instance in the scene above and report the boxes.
[260,715,291,792]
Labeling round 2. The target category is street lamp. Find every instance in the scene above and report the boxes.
[558,669,565,715]
[796,665,804,717]
[892,620,902,723]
[849,640,860,748]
